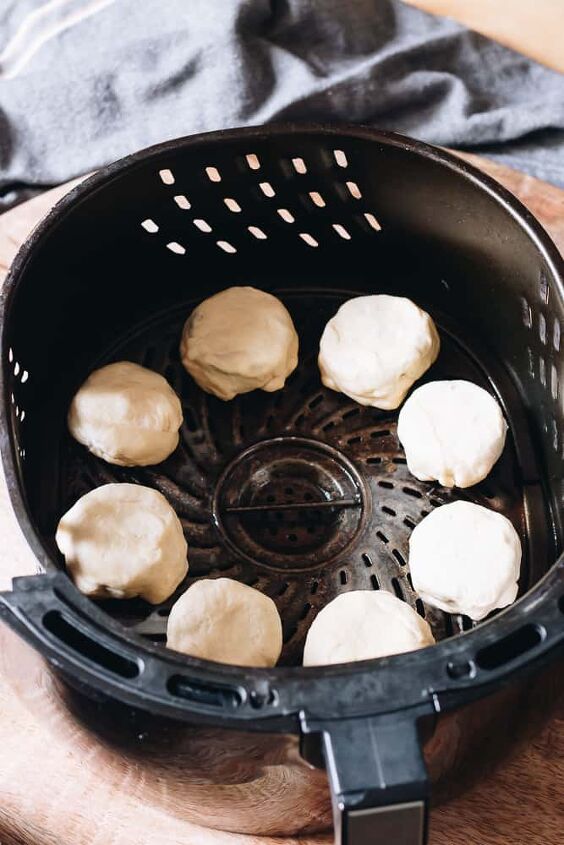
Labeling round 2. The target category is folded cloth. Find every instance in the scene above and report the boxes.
[0,0,563,210]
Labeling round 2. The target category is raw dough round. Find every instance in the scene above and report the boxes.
[180,286,299,401]
[318,295,440,409]
[68,361,183,466]
[56,483,188,603]
[409,500,521,621]
[397,380,507,488]
[303,590,434,666]
[167,578,283,666]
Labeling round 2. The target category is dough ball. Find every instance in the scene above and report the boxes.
[68,361,183,466]
[318,295,440,409]
[56,483,188,603]
[409,500,521,621]
[167,578,283,667]
[303,590,434,666]
[180,286,299,401]
[397,380,507,488]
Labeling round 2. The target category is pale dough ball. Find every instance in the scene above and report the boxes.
[180,286,299,401]
[167,578,283,667]
[318,295,440,409]
[56,483,188,603]
[303,590,434,666]
[68,361,183,466]
[409,500,521,621]
[397,380,507,488]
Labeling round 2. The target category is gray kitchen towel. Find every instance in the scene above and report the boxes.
[0,0,563,210]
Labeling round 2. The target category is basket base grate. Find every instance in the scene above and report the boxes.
[57,290,546,665]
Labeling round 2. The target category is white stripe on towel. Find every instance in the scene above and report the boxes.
[0,0,116,80]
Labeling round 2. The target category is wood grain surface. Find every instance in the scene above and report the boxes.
[0,152,563,845]
[401,0,564,74]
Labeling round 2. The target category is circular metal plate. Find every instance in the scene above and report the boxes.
[213,436,367,571]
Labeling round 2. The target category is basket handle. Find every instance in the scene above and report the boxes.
[302,711,429,845]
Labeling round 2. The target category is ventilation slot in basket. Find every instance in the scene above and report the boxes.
[43,611,140,679]
[167,675,243,709]
[475,624,545,670]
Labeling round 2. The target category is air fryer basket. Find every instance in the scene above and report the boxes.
[1,125,563,845]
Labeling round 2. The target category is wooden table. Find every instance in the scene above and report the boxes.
[0,154,563,845]
[402,0,564,74]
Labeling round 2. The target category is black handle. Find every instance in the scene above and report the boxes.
[302,710,430,845]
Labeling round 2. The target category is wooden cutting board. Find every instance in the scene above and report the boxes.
[0,154,563,845]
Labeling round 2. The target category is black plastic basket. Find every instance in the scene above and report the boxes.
[1,125,563,845]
